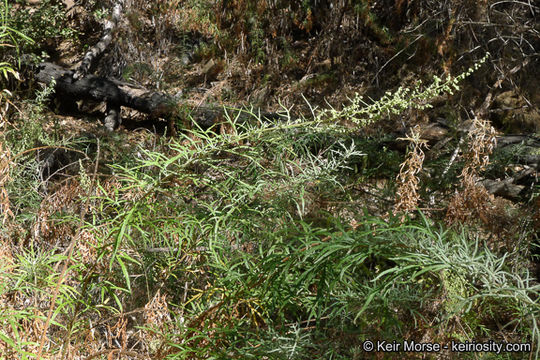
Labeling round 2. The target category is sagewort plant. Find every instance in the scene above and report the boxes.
[4,52,515,359]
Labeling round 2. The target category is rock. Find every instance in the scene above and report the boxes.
[491,90,540,133]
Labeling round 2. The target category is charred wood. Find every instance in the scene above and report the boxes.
[34,62,282,130]
[73,1,123,80]
[36,62,176,117]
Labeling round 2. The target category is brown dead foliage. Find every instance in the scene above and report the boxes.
[35,179,82,244]
[0,142,13,227]
[446,116,497,225]
[143,289,171,348]
[394,125,429,214]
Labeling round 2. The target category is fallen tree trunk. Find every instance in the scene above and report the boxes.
[35,62,177,119]
[34,62,281,131]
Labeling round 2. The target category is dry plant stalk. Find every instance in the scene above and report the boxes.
[0,142,13,226]
[0,90,15,226]
[446,116,497,224]
[108,315,128,350]
[144,290,171,334]
[394,125,428,214]
[142,289,172,355]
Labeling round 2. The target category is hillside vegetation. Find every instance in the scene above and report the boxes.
[1,0,539,359]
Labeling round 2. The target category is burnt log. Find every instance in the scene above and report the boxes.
[35,62,177,119]
[34,62,282,131]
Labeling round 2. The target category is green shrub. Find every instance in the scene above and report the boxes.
[8,0,77,51]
